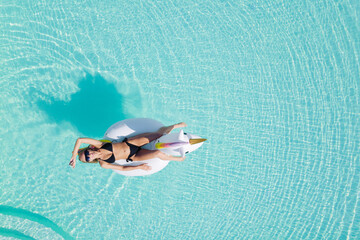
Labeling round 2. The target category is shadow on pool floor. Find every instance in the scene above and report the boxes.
[36,72,132,138]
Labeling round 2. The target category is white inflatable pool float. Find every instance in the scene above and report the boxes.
[103,118,206,176]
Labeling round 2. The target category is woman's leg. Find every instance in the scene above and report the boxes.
[126,132,163,146]
[131,149,185,162]
[126,122,187,146]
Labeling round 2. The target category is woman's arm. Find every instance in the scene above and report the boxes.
[72,138,103,153]
[99,161,151,171]
[71,138,103,157]
[69,138,104,168]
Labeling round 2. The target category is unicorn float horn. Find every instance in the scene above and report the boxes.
[155,142,188,149]
[189,138,207,145]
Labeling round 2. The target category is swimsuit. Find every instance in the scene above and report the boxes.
[100,139,141,163]
[123,138,141,162]
[100,142,116,163]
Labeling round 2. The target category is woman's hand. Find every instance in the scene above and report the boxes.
[69,156,76,168]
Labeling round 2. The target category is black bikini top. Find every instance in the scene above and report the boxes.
[100,142,115,163]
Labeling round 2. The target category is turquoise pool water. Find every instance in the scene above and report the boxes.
[1,0,359,239]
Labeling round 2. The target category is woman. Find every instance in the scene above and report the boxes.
[69,122,187,172]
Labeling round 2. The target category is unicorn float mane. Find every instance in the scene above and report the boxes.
[151,130,206,157]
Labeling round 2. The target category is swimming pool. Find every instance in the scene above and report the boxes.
[0,0,359,239]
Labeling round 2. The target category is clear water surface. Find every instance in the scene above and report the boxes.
[0,0,359,239]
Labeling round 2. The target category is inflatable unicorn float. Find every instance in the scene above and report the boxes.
[102,118,206,176]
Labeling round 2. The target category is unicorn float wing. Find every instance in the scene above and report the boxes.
[142,130,206,157]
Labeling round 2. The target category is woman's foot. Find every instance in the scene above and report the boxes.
[175,122,187,128]
[158,122,187,135]
[164,155,186,162]
[138,163,152,171]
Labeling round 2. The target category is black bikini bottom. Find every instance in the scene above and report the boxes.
[123,138,141,162]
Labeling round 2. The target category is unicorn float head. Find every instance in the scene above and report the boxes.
[144,130,206,157]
